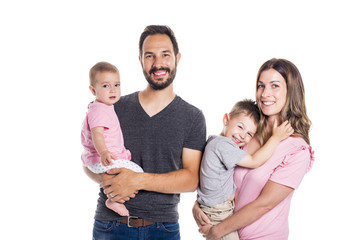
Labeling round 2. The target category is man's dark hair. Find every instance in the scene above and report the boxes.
[139,25,179,56]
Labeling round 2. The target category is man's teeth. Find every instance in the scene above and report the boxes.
[154,71,166,75]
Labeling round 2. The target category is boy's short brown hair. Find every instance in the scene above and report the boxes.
[229,99,260,124]
[89,61,119,86]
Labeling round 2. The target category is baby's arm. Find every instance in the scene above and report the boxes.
[91,126,116,166]
[237,120,294,168]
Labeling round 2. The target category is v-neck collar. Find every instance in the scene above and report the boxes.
[135,92,179,119]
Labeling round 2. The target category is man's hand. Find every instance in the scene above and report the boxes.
[101,168,140,203]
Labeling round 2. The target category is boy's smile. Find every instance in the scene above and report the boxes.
[223,113,257,147]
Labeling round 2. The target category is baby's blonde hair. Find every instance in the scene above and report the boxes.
[89,61,119,86]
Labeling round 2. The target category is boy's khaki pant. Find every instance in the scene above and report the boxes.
[200,199,239,240]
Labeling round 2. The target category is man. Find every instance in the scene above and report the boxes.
[84,25,207,239]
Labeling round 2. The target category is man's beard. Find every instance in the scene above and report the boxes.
[143,65,177,90]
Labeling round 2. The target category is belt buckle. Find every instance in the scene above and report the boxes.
[127,216,138,228]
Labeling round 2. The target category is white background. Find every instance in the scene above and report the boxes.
[1,0,359,239]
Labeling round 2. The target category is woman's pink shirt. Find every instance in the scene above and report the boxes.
[234,137,314,240]
[81,102,131,166]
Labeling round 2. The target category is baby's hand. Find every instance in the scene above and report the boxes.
[272,120,294,141]
[100,150,116,166]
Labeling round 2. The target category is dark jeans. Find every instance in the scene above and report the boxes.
[93,220,180,240]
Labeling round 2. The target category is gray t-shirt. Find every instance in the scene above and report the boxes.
[94,92,206,222]
[197,135,248,207]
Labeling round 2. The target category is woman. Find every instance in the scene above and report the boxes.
[193,58,314,240]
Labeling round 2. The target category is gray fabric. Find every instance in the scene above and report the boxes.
[197,135,248,207]
[94,92,207,222]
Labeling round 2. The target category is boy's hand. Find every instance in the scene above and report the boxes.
[100,150,116,166]
[272,120,294,141]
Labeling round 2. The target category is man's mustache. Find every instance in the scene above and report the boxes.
[149,67,170,74]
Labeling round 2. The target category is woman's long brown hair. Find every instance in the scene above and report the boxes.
[256,58,311,145]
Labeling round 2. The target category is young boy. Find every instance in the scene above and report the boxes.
[197,99,293,240]
[81,61,143,216]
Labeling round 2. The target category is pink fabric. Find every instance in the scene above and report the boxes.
[81,102,131,166]
[234,137,314,240]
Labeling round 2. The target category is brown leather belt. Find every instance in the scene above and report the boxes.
[120,216,155,228]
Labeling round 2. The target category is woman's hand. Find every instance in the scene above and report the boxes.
[192,201,211,227]
[202,225,222,240]
[199,224,218,239]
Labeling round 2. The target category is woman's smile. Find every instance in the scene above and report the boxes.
[256,69,287,119]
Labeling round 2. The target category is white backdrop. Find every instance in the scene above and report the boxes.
[1,0,359,239]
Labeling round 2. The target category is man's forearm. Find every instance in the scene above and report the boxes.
[138,148,202,193]
[138,168,199,193]
[139,148,202,193]
[102,148,202,201]
[84,163,198,193]
[102,167,199,203]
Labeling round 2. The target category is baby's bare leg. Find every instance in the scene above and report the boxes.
[99,173,130,216]
[105,199,129,216]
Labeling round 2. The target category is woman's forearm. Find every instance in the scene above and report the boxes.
[211,200,269,237]
[210,180,294,238]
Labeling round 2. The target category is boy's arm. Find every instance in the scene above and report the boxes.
[237,120,293,168]
[91,126,115,166]
[238,135,282,168]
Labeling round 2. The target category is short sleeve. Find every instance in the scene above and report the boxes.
[87,104,112,130]
[270,145,314,189]
[183,110,207,151]
[217,139,248,169]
